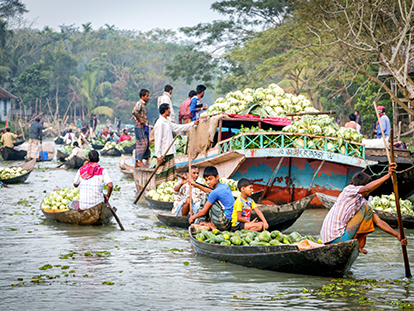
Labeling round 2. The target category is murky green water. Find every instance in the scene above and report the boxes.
[1,144,413,310]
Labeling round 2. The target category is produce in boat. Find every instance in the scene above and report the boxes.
[102,141,124,152]
[369,193,414,215]
[119,139,136,148]
[0,167,28,179]
[194,228,321,246]
[92,137,107,146]
[41,188,80,210]
[147,180,178,202]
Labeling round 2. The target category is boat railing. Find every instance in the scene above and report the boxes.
[217,132,366,159]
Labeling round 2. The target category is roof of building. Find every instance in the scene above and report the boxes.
[0,86,17,99]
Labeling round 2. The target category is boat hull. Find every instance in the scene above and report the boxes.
[1,146,27,160]
[65,156,85,169]
[0,159,36,184]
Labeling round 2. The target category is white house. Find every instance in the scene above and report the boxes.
[0,87,17,122]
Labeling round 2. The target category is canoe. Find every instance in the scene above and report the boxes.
[19,142,56,161]
[118,155,134,178]
[316,192,414,229]
[0,159,36,184]
[189,227,359,277]
[151,194,314,231]
[0,146,27,160]
[54,137,64,145]
[92,143,104,150]
[40,202,115,226]
[65,156,86,170]
[144,195,173,210]
[100,148,122,157]
[57,149,69,162]
[13,140,25,147]
[123,144,136,155]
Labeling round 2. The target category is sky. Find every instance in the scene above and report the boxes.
[22,0,223,32]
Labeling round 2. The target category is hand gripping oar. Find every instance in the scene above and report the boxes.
[374,101,411,278]
[106,202,124,231]
[133,136,179,204]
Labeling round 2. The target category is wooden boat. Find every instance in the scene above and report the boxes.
[19,141,56,161]
[40,202,115,226]
[189,227,359,277]
[100,147,122,157]
[151,195,314,231]
[123,144,136,155]
[92,143,104,150]
[54,137,64,145]
[316,192,414,229]
[145,195,173,210]
[57,149,69,162]
[13,140,25,147]
[0,159,36,184]
[65,156,86,170]
[118,155,134,178]
[0,146,27,160]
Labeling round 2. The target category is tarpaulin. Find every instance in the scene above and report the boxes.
[227,114,291,127]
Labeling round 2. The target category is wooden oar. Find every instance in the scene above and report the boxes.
[374,101,411,278]
[188,136,193,216]
[54,162,66,169]
[106,202,124,231]
[133,136,179,204]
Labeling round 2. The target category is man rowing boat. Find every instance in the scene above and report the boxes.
[320,163,407,253]
[73,150,113,210]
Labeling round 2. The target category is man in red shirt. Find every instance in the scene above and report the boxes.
[178,90,197,124]
[118,129,131,143]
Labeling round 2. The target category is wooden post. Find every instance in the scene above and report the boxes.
[217,119,223,142]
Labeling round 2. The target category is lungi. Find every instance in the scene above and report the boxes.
[27,138,39,160]
[155,154,176,187]
[135,124,150,161]
[197,194,231,231]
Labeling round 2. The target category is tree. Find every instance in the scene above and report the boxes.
[0,0,27,19]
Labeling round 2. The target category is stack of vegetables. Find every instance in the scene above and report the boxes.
[147,180,178,202]
[101,141,124,152]
[195,228,322,246]
[370,193,414,215]
[201,83,315,118]
[119,139,136,148]
[61,145,74,155]
[92,137,107,146]
[0,167,28,179]
[41,188,80,210]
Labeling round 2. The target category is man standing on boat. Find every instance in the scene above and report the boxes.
[27,116,43,161]
[132,89,151,168]
[320,163,407,253]
[374,106,390,140]
[190,85,208,121]
[157,84,175,122]
[73,150,113,210]
[154,104,198,187]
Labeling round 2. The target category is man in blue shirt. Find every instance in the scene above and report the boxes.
[188,166,235,231]
[190,85,207,121]
[375,106,391,140]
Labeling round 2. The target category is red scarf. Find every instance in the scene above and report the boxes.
[80,162,103,180]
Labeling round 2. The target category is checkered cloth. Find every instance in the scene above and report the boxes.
[135,124,150,161]
[198,194,232,231]
[155,154,176,187]
[27,138,39,160]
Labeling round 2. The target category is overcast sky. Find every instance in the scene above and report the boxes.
[22,0,222,32]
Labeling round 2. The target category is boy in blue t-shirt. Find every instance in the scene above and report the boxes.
[189,166,234,231]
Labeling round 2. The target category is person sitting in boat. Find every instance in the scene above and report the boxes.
[79,128,90,149]
[118,129,131,143]
[63,129,75,145]
[0,127,23,149]
[320,163,407,253]
[172,165,205,217]
[231,178,269,232]
[100,126,110,138]
[345,113,361,134]
[72,150,113,210]
[106,131,119,144]
[66,141,85,161]
[188,166,234,231]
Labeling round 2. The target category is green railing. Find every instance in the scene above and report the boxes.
[217,132,365,159]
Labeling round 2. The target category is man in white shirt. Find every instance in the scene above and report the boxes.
[157,84,176,122]
[154,103,198,186]
[63,129,75,145]
[67,141,85,161]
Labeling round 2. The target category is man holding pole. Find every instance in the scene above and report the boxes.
[27,116,43,161]
[154,104,197,187]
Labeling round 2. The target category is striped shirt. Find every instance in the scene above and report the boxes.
[73,168,112,210]
[320,185,367,244]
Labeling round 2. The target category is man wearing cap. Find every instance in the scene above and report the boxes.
[375,106,390,140]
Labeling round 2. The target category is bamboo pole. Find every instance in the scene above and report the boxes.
[188,134,193,216]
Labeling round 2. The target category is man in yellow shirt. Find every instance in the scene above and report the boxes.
[0,128,22,148]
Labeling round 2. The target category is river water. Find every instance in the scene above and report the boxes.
[1,145,413,310]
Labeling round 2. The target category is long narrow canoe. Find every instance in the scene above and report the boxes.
[92,143,105,150]
[0,159,36,184]
[54,137,64,145]
[41,202,115,226]
[65,156,86,170]
[152,195,315,231]
[118,155,134,178]
[0,146,27,160]
[145,195,173,210]
[13,140,25,147]
[189,227,359,277]
[57,149,69,162]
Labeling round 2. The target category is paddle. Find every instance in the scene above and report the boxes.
[106,202,124,231]
[188,135,193,216]
[374,101,411,279]
[133,136,179,204]
[54,162,66,169]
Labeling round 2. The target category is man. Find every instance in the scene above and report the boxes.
[116,117,121,133]
[118,129,131,143]
[27,117,43,160]
[320,163,407,253]
[100,126,110,138]
[77,118,82,129]
[355,110,362,126]
[345,113,361,133]
[79,128,90,149]
[375,105,391,140]
[0,127,22,148]
[154,104,197,186]
[179,90,197,124]
[106,132,119,144]
[73,150,113,210]
[89,114,97,139]
[172,165,205,216]
[132,89,151,167]
[190,85,208,121]
[63,129,75,145]
[157,84,176,122]
[66,141,85,161]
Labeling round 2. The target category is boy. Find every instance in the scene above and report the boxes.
[188,166,234,231]
[231,178,269,232]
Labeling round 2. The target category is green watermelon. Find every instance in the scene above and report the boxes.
[195,233,205,241]
[214,235,224,243]
[212,229,220,235]
[269,239,281,245]
[230,236,242,245]
[259,230,271,242]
